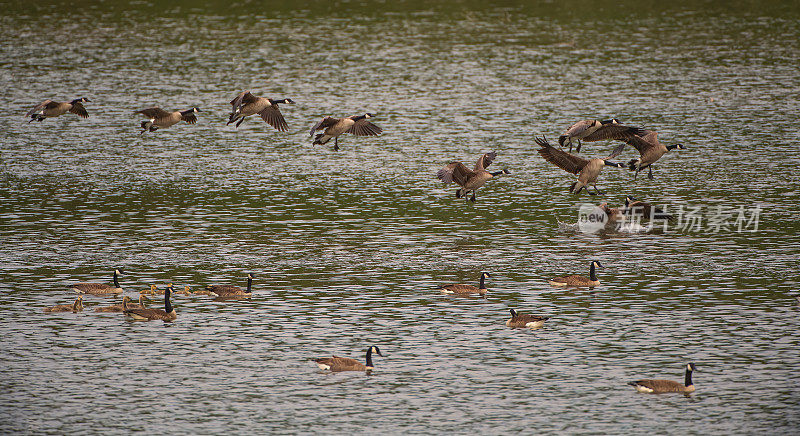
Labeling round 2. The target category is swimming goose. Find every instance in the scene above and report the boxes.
[134,107,200,134]
[228,91,294,131]
[617,130,685,180]
[559,119,643,153]
[312,346,383,372]
[140,285,157,295]
[549,261,602,287]
[205,273,255,297]
[624,196,674,221]
[71,269,124,295]
[27,98,90,122]
[438,272,491,295]
[628,363,697,394]
[309,113,382,151]
[536,136,623,195]
[94,295,148,313]
[437,152,510,202]
[124,285,177,321]
[506,309,549,328]
[43,296,83,313]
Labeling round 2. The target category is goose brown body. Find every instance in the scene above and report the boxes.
[44,296,83,313]
[94,296,147,313]
[125,285,176,321]
[506,309,549,328]
[135,107,199,134]
[313,346,383,372]
[309,113,382,150]
[537,136,622,195]
[27,98,90,122]
[205,273,255,297]
[549,261,602,287]
[71,270,124,295]
[618,130,685,180]
[438,272,490,295]
[628,363,697,394]
[228,91,293,131]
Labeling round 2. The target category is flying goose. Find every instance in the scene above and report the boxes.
[27,98,90,122]
[134,107,200,134]
[536,136,623,195]
[438,272,491,295]
[309,113,382,151]
[205,273,255,297]
[43,296,83,313]
[312,346,384,372]
[506,309,549,328]
[437,152,510,202]
[549,261,602,287]
[70,269,124,295]
[559,118,644,153]
[228,91,294,131]
[94,295,148,313]
[628,363,697,394]
[124,285,177,321]
[623,196,674,221]
[617,130,685,180]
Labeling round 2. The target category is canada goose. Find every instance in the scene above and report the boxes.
[43,296,83,313]
[559,118,644,153]
[628,363,697,394]
[94,295,148,313]
[134,107,200,134]
[536,136,623,195]
[437,152,510,202]
[71,269,124,295]
[599,202,625,230]
[309,113,382,151]
[617,130,685,180]
[549,261,602,287]
[205,273,255,297]
[312,346,384,372]
[124,285,177,321]
[26,98,90,122]
[624,196,674,221]
[506,309,549,328]
[228,91,294,131]
[438,272,491,295]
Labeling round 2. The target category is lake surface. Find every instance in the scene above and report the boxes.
[1,1,799,434]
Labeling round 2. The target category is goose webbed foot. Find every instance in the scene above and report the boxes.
[235,117,245,128]
[575,140,582,153]
[647,167,654,180]
[470,194,476,202]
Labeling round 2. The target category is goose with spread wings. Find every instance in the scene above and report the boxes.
[228,91,294,131]
[536,136,623,195]
[614,130,685,180]
[437,152,510,202]
[27,98,90,122]
[308,113,382,151]
[558,118,644,153]
[134,107,200,134]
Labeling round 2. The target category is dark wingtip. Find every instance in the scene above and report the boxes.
[627,381,638,386]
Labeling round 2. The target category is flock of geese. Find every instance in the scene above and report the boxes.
[32,94,694,393]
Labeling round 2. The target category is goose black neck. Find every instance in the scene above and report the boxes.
[180,109,193,116]
[164,288,173,313]
[491,170,504,176]
[70,98,82,105]
[113,272,120,288]
[247,276,252,293]
[667,144,680,151]
[351,115,367,121]
[589,263,597,281]
[685,367,693,387]
[365,348,374,368]
[479,275,486,289]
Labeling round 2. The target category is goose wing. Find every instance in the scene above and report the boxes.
[206,285,244,295]
[69,102,89,118]
[582,124,645,142]
[230,91,257,108]
[314,356,364,371]
[71,282,112,293]
[629,379,685,392]
[258,105,289,131]
[474,151,497,171]
[437,162,474,186]
[620,130,659,155]
[27,100,54,115]
[124,308,167,320]
[536,136,590,174]
[309,116,338,136]
[346,119,382,136]
[563,119,595,136]
[135,107,171,119]
[181,112,198,124]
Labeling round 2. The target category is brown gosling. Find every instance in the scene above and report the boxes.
[438,272,490,295]
[549,261,602,287]
[124,285,177,322]
[312,346,383,372]
[94,295,148,313]
[628,363,697,394]
[44,296,83,313]
[506,309,549,329]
